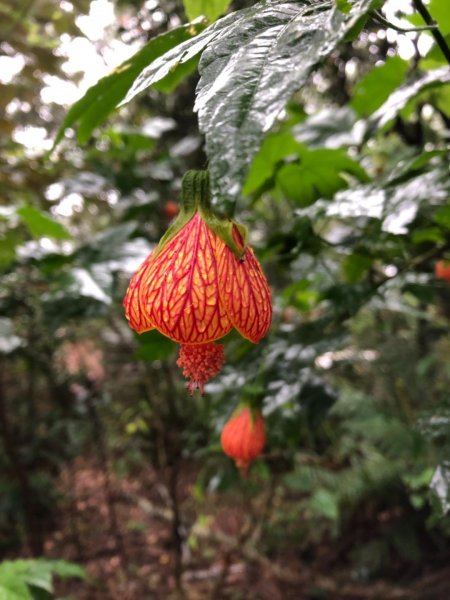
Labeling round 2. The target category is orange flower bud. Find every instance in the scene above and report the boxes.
[163,200,179,220]
[435,260,450,282]
[123,171,272,393]
[221,406,266,472]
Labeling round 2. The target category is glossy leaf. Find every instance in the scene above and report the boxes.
[54,21,207,145]
[195,0,376,206]
[183,0,232,22]
[367,66,450,132]
[297,164,450,236]
[121,13,237,105]
[293,106,361,149]
[17,205,71,240]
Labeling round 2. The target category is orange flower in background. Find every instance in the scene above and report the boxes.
[123,170,272,393]
[435,260,450,282]
[221,406,266,472]
[162,200,179,220]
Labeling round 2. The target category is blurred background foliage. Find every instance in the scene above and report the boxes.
[1,0,450,598]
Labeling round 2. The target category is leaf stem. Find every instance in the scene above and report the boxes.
[412,0,450,66]
[372,11,437,34]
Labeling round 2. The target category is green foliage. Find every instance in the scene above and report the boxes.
[194,0,376,206]
[134,330,176,361]
[350,56,409,117]
[182,0,232,22]
[427,0,450,34]
[367,66,450,132]
[54,21,207,145]
[0,559,85,600]
[244,134,369,205]
[17,206,72,241]
[66,0,376,207]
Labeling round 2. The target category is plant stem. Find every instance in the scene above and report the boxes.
[373,11,437,34]
[0,364,43,555]
[412,0,450,66]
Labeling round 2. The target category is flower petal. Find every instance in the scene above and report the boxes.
[217,227,272,343]
[123,250,156,333]
[141,213,232,343]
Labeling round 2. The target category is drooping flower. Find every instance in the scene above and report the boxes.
[221,405,266,472]
[435,260,450,282]
[123,170,272,393]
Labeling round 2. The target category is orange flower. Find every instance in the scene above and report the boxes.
[435,260,450,282]
[221,406,266,472]
[123,171,272,393]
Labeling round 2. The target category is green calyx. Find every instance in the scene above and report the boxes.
[154,170,248,259]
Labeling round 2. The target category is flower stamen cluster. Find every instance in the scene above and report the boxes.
[176,343,224,395]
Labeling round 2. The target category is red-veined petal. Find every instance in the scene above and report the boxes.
[217,227,272,343]
[123,250,156,333]
[141,213,232,343]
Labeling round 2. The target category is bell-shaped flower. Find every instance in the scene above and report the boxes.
[124,170,272,393]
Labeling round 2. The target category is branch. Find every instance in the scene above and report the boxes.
[412,0,450,66]
[372,11,438,34]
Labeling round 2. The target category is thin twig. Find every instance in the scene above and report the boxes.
[412,0,450,66]
[372,11,438,33]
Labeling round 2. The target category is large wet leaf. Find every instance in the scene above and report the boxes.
[194,0,376,206]
[121,12,239,105]
[297,165,450,236]
[54,20,206,145]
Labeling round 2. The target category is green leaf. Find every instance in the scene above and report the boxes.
[0,560,84,600]
[276,147,369,206]
[335,0,352,13]
[433,205,450,229]
[420,35,450,69]
[0,583,31,600]
[54,21,207,145]
[277,163,317,207]
[134,330,176,361]
[351,56,409,117]
[194,0,375,207]
[122,13,236,106]
[17,205,71,240]
[38,560,85,580]
[183,0,232,22]
[428,0,450,34]
[411,227,445,244]
[243,132,303,195]
[152,55,199,93]
[309,489,340,521]
[0,230,21,268]
[342,253,373,283]
[298,165,449,236]
[293,106,359,149]
[367,66,450,133]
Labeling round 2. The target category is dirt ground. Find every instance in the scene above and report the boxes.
[24,456,449,600]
